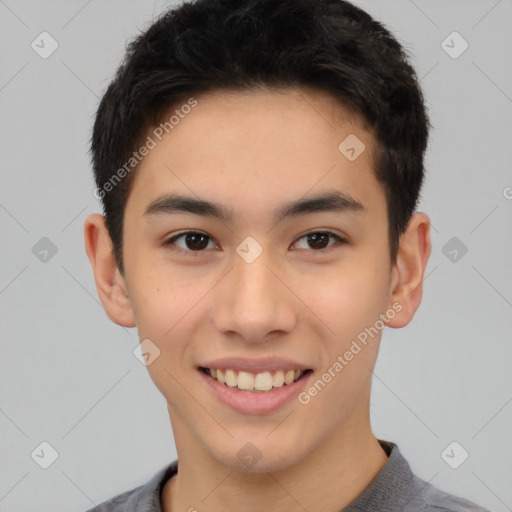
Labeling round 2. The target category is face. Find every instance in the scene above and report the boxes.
[96,87,410,472]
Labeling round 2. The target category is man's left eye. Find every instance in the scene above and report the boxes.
[163,230,346,254]
[293,231,346,251]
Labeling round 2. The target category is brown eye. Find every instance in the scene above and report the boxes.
[164,230,346,256]
[306,233,330,250]
[293,231,345,251]
[165,231,215,252]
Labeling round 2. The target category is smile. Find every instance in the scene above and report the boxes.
[200,367,312,393]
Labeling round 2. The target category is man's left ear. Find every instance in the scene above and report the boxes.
[386,212,432,328]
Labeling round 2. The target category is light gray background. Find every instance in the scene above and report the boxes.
[1,0,511,511]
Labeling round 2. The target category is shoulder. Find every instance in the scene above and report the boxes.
[406,472,493,512]
[84,484,143,512]
[84,460,178,512]
[358,440,493,512]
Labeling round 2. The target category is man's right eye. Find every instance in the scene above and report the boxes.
[163,231,217,254]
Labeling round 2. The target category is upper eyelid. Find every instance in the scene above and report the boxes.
[167,230,218,244]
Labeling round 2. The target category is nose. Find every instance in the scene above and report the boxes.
[211,250,297,343]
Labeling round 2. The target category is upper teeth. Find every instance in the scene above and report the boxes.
[207,368,306,391]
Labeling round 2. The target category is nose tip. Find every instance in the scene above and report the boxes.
[211,253,297,342]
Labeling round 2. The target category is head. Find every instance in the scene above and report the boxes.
[85,0,431,472]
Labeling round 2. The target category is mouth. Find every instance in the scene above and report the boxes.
[199,366,313,393]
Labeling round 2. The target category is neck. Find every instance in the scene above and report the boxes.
[162,406,389,512]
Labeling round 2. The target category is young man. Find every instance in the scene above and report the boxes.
[83,0,491,510]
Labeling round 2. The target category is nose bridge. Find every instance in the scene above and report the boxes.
[213,245,296,341]
[235,248,276,300]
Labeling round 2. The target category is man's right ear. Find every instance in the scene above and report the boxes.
[83,213,136,328]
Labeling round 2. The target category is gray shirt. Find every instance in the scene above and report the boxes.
[85,440,491,512]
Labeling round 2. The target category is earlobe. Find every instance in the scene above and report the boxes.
[386,212,431,329]
[83,213,136,328]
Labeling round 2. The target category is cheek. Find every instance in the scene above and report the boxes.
[302,260,390,342]
[295,267,388,422]
[129,271,207,405]
[128,259,202,334]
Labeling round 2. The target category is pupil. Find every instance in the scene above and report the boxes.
[186,233,208,250]
[308,233,328,249]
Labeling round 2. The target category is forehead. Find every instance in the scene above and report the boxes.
[127,87,384,223]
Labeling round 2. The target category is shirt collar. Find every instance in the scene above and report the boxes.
[342,439,416,511]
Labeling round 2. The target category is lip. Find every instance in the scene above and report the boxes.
[198,356,311,373]
[198,367,313,415]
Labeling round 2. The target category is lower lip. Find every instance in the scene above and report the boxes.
[198,369,313,415]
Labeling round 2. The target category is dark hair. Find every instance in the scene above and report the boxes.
[90,0,430,275]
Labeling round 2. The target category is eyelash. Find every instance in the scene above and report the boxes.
[163,230,347,256]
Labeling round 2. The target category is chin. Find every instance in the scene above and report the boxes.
[214,438,309,474]
[230,454,299,474]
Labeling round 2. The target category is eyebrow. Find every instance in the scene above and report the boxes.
[143,190,365,224]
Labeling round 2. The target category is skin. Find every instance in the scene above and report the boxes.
[84,87,431,512]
